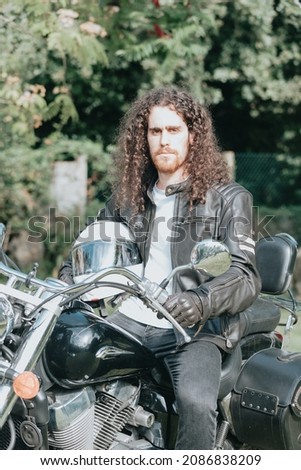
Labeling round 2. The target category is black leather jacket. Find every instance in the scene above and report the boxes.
[58,180,261,351]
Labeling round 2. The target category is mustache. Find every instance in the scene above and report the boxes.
[154,148,177,157]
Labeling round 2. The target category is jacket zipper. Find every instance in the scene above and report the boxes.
[171,193,181,293]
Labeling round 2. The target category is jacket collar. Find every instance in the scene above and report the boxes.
[147,176,190,200]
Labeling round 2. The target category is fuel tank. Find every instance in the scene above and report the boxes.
[44,302,157,388]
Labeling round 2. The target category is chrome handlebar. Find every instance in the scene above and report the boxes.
[0,262,191,343]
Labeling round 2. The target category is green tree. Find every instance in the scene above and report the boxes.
[0,0,108,147]
[95,0,301,153]
[0,0,111,273]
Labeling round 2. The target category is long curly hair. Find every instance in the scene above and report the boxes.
[111,85,230,213]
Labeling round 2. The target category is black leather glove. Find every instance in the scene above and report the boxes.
[163,291,204,329]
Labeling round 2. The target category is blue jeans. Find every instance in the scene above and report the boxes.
[108,312,222,450]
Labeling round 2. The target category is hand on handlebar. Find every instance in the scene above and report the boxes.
[163,291,205,329]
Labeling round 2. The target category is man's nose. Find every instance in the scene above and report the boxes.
[160,129,170,146]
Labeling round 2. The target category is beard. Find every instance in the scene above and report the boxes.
[151,149,187,174]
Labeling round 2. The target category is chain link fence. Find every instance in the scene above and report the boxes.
[234,152,301,207]
[233,152,301,301]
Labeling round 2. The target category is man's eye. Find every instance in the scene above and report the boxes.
[150,129,160,135]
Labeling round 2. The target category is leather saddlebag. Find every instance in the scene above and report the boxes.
[231,347,301,449]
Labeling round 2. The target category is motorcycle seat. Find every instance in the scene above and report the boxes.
[238,232,298,338]
[255,232,297,295]
[218,344,242,399]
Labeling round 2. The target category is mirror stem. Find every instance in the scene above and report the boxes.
[159,263,191,289]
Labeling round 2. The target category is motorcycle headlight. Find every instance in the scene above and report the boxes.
[0,294,14,344]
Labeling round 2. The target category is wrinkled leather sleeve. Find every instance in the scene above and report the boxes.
[190,187,261,319]
[57,251,74,284]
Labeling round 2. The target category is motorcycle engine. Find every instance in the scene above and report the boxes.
[0,380,158,450]
[46,380,156,450]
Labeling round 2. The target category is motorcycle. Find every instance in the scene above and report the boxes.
[0,220,300,450]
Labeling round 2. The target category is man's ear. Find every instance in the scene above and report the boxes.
[189,132,194,145]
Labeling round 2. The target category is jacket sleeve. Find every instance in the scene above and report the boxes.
[191,187,262,320]
[58,252,74,284]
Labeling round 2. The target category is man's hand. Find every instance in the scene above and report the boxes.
[163,291,204,329]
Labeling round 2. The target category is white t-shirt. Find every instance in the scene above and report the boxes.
[119,185,175,328]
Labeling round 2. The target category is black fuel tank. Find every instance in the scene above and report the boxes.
[44,303,157,387]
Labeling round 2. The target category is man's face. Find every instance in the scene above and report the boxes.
[147,105,192,176]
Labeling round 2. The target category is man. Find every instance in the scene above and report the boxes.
[59,85,261,449]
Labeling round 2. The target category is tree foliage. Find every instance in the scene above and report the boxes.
[96,0,301,153]
[0,0,108,147]
[2,0,301,152]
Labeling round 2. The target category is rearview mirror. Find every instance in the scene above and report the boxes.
[190,240,231,277]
